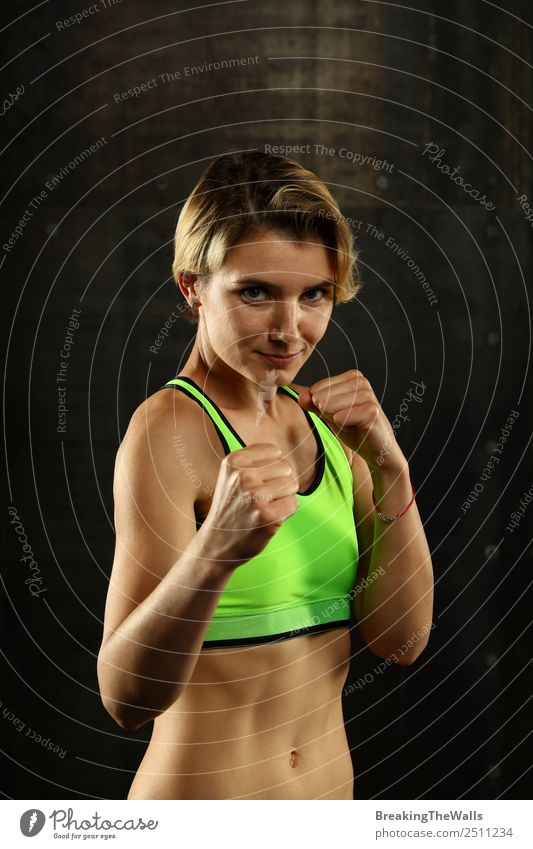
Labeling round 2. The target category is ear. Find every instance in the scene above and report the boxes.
[176,272,202,309]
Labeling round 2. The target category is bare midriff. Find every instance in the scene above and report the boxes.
[127,627,354,800]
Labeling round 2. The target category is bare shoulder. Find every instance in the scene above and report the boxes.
[116,386,204,475]
[112,388,208,534]
[124,385,199,438]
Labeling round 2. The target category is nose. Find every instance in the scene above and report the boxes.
[268,299,300,343]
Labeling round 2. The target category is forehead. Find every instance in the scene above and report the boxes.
[217,231,335,285]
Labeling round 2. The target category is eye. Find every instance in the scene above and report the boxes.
[239,286,329,303]
[240,286,268,301]
[302,288,328,301]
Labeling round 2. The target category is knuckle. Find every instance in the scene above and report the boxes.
[250,505,264,525]
[225,451,243,468]
[258,503,277,523]
[254,489,273,504]
[239,470,254,489]
[282,495,298,514]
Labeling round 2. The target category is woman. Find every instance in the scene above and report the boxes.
[97,151,434,800]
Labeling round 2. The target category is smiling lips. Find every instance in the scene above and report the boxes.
[257,351,300,360]
[257,351,300,368]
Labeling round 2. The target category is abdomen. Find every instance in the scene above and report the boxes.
[128,628,354,800]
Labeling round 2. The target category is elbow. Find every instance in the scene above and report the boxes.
[100,694,152,732]
[96,651,185,730]
[363,618,433,666]
[98,686,139,730]
[391,650,420,666]
[389,639,430,666]
[367,638,429,666]
[97,655,151,732]
[115,713,147,732]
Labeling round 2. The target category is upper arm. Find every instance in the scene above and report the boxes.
[100,394,199,653]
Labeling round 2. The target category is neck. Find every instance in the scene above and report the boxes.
[181,339,288,422]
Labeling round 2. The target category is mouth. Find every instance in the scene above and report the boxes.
[257,351,302,366]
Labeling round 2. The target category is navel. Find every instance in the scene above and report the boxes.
[288,748,299,768]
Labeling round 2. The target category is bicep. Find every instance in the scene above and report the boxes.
[101,405,198,650]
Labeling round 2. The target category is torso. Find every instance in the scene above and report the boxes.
[127,374,355,800]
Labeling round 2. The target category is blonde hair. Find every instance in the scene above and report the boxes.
[172,150,361,323]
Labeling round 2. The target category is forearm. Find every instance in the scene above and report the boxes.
[358,462,434,663]
[97,529,236,730]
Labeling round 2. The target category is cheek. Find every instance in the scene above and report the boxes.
[205,297,238,331]
[231,307,267,338]
[208,308,254,354]
[210,305,331,345]
[304,310,330,343]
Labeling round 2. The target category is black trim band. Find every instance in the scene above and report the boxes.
[166,375,245,450]
[162,380,232,457]
[201,619,350,649]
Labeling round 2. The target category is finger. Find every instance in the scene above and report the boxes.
[303,384,349,413]
[263,494,300,524]
[228,443,282,467]
[297,388,318,412]
[313,388,374,414]
[255,458,296,484]
[331,402,379,427]
[299,378,369,413]
[309,369,367,395]
[249,476,300,503]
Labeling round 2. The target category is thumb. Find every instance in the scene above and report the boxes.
[298,388,320,414]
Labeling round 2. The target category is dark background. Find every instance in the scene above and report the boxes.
[1,0,532,800]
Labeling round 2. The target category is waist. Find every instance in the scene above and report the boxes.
[132,711,353,799]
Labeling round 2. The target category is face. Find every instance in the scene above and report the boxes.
[189,230,336,385]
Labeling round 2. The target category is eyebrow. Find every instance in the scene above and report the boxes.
[232,277,335,290]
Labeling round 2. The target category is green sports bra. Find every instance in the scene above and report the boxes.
[164,376,359,649]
